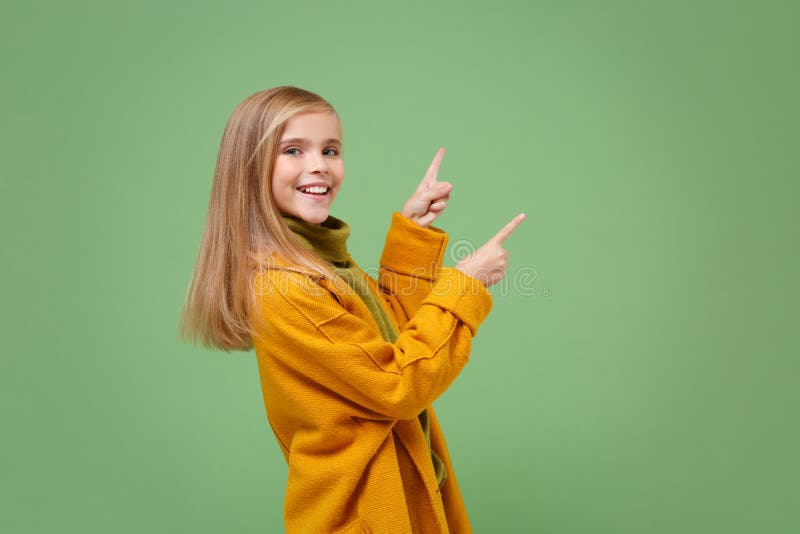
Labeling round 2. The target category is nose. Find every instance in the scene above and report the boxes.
[308,152,328,174]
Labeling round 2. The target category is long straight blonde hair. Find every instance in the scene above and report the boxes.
[179,86,343,351]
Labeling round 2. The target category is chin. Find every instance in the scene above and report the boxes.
[297,209,329,225]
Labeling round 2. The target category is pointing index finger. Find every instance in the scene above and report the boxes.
[491,213,526,244]
[417,147,445,191]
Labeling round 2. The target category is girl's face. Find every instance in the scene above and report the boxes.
[271,111,344,225]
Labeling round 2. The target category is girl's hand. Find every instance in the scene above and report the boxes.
[455,214,526,287]
[401,147,453,228]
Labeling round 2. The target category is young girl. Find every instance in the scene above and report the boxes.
[180,86,524,533]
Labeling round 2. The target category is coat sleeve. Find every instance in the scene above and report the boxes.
[377,212,452,325]
[252,265,492,422]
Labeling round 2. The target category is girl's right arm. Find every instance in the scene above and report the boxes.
[376,210,526,328]
[252,265,492,422]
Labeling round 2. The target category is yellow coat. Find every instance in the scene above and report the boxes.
[251,213,493,533]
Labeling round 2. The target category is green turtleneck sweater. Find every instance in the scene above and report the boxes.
[282,213,447,487]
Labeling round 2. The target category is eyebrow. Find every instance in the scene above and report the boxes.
[279,137,342,146]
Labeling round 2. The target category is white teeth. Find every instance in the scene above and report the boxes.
[298,186,328,194]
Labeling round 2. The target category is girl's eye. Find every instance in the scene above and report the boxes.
[284,147,301,155]
[323,148,340,156]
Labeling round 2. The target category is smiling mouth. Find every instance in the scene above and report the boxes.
[296,186,330,196]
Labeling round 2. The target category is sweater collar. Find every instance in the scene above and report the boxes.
[282,213,351,265]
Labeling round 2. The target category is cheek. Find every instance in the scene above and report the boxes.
[271,163,297,191]
[333,161,345,183]
[270,179,294,211]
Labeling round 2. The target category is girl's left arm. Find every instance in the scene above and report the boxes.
[375,211,452,326]
[376,148,459,321]
[401,148,452,229]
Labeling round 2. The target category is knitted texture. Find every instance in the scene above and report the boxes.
[282,213,447,486]
[252,212,492,533]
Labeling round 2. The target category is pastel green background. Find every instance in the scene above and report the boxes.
[1,0,797,532]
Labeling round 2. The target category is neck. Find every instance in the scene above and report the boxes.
[281,212,351,265]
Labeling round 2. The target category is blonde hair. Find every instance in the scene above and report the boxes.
[179,86,343,351]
